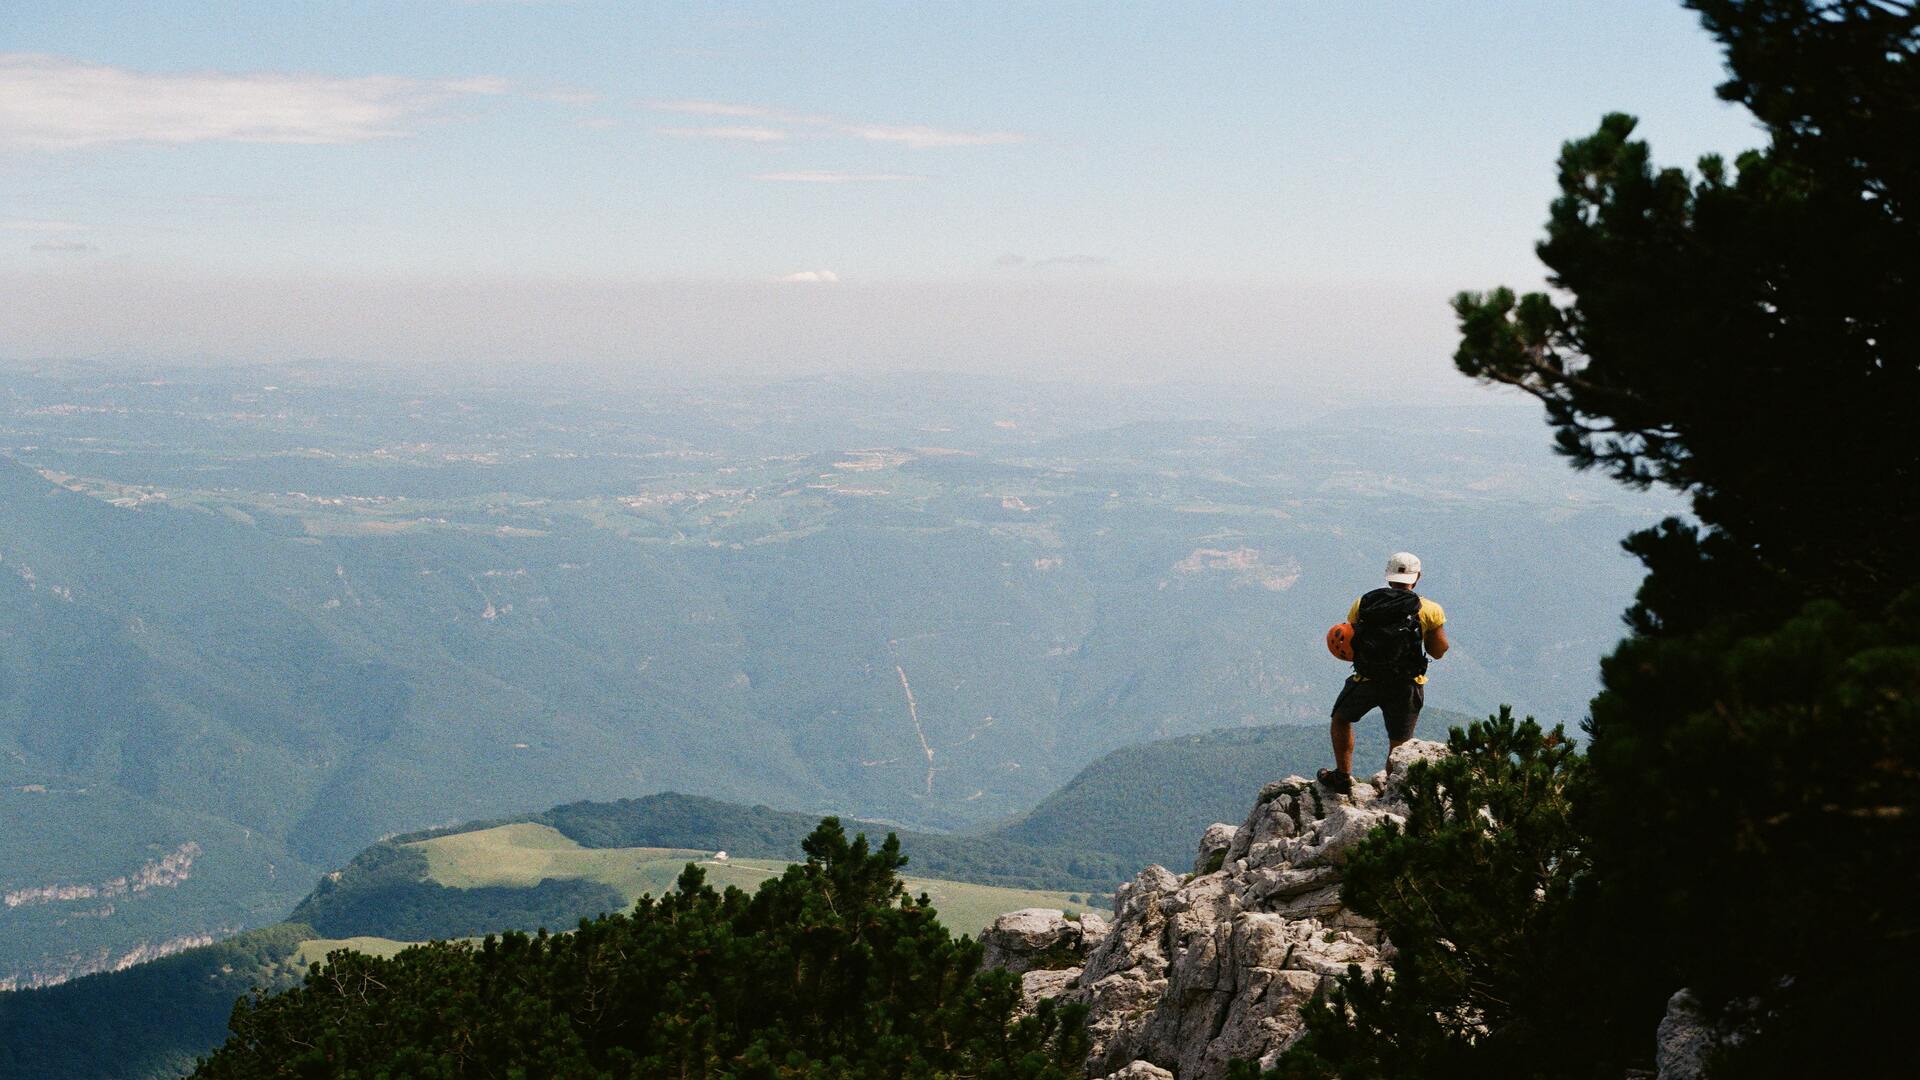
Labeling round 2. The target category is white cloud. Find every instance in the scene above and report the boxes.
[640,99,827,124]
[843,124,1027,149]
[640,97,1026,150]
[654,125,790,142]
[779,270,839,283]
[752,171,924,183]
[0,53,509,150]
[642,98,772,117]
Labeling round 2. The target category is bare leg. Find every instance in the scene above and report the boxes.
[1384,686,1423,774]
[1330,712,1355,777]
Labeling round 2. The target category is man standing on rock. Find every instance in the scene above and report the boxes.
[1319,551,1449,795]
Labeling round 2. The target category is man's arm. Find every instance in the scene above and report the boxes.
[1426,624,1450,659]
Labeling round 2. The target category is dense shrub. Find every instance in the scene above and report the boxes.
[196,820,1089,1078]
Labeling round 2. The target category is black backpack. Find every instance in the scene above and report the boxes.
[1351,587,1429,681]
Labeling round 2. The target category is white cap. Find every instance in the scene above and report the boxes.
[1385,551,1422,585]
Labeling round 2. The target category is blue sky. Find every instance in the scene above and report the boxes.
[1,2,1763,384]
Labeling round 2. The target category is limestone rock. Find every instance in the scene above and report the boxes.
[1062,738,1446,1079]
[1655,987,1764,1080]
[1079,911,1111,939]
[1098,1063,1175,1080]
[1378,735,1449,781]
[1021,967,1082,1010]
[1192,822,1239,876]
[980,907,1108,976]
[1655,990,1714,1080]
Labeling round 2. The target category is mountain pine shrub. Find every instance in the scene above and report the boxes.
[195,820,1088,1079]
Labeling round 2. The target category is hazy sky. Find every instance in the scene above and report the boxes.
[2,1,1763,387]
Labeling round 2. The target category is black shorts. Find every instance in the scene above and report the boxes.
[1331,676,1424,742]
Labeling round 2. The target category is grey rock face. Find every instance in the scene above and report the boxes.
[1655,986,1766,1080]
[980,907,1110,976]
[1655,990,1715,1080]
[1192,822,1240,876]
[1022,967,1083,1009]
[1062,739,1445,1079]
[1097,1063,1176,1080]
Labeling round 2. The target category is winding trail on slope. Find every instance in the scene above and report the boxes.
[893,662,936,796]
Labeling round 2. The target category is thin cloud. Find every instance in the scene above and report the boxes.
[640,99,828,125]
[30,240,98,253]
[779,270,839,283]
[642,98,774,117]
[0,53,509,150]
[640,97,1027,150]
[997,253,1113,269]
[844,124,1027,149]
[753,171,924,183]
[655,125,790,142]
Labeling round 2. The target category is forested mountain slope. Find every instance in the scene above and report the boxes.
[985,716,1474,868]
[0,366,1661,987]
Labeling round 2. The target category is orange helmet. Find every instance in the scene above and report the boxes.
[1326,622,1355,661]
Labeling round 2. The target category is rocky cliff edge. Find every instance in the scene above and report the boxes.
[982,738,1450,1080]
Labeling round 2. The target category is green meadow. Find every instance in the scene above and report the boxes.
[406,823,1096,937]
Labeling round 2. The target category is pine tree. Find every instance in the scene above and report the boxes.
[194,820,1088,1079]
[1453,0,1919,610]
[1259,711,1610,1079]
[1454,3,1920,1071]
[1271,3,1919,1075]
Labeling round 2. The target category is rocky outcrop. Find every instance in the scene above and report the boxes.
[1190,823,1238,876]
[980,907,1109,976]
[1097,1063,1175,1080]
[979,907,1113,1011]
[1004,739,1445,1080]
[1656,987,1767,1080]
[3,842,202,909]
[1022,967,1085,1010]
[1655,990,1715,1080]
[0,929,224,992]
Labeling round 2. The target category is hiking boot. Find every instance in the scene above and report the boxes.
[1317,767,1353,795]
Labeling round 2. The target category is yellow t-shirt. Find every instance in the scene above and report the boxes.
[1347,593,1446,685]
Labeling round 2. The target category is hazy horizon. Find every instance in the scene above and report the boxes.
[5,2,1764,382]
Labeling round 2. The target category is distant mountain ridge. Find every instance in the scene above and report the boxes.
[987,716,1475,869]
[537,792,1135,890]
